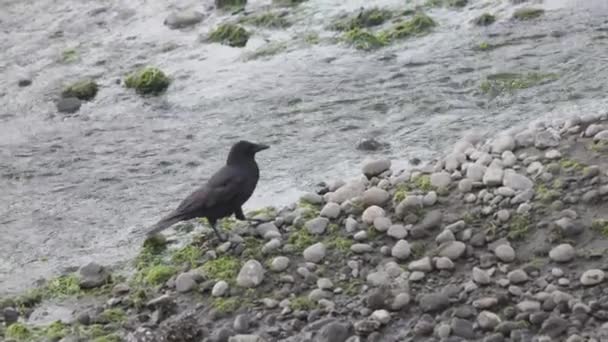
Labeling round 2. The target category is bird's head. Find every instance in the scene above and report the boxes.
[227,140,269,164]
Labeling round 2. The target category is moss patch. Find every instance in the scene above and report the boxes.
[559,158,585,171]
[124,67,170,95]
[381,13,436,41]
[202,256,241,282]
[212,297,240,313]
[47,274,81,297]
[426,0,467,8]
[100,308,127,324]
[209,24,250,47]
[304,32,320,45]
[591,220,608,237]
[480,72,558,95]
[215,0,246,10]
[42,321,68,340]
[474,13,495,26]
[344,28,387,51]
[61,48,78,63]
[6,323,30,341]
[140,265,176,285]
[535,183,561,204]
[171,245,202,268]
[245,42,288,61]
[273,0,307,6]
[62,79,98,101]
[513,8,544,20]
[288,228,316,252]
[507,215,530,240]
[242,12,289,28]
[289,296,316,311]
[333,8,393,31]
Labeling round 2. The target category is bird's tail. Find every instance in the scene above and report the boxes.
[146,213,184,236]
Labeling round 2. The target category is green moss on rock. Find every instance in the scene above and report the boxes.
[124,67,170,95]
[474,13,495,26]
[242,12,289,28]
[202,256,241,282]
[141,265,176,285]
[480,72,558,95]
[62,79,98,101]
[507,215,530,240]
[171,245,202,267]
[6,323,30,341]
[43,321,68,340]
[344,28,387,51]
[426,0,467,8]
[100,308,127,323]
[288,228,316,251]
[381,12,436,41]
[273,0,307,6]
[289,296,316,311]
[333,8,393,31]
[212,297,240,313]
[209,24,250,47]
[591,219,608,237]
[513,8,544,20]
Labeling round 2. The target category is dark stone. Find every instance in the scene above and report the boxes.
[79,262,111,289]
[56,97,82,114]
[317,321,351,342]
[356,138,389,151]
[494,321,528,335]
[418,292,450,313]
[18,79,32,87]
[76,311,91,325]
[453,305,476,319]
[366,288,390,310]
[451,318,476,339]
[2,307,19,325]
[209,327,234,342]
[413,314,435,336]
[529,311,549,325]
[483,333,505,342]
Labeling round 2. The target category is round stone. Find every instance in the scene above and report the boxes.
[494,244,515,263]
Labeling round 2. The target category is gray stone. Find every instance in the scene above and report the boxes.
[395,195,423,217]
[387,224,408,239]
[451,318,476,339]
[261,239,281,254]
[391,240,411,260]
[270,256,290,272]
[593,130,608,142]
[362,159,391,178]
[390,293,411,311]
[585,124,605,137]
[373,217,391,232]
[327,181,365,204]
[539,316,568,338]
[473,267,491,285]
[503,170,533,190]
[423,191,437,206]
[2,307,18,325]
[515,129,535,147]
[371,309,391,325]
[430,171,451,189]
[362,187,390,207]
[435,257,454,270]
[362,205,385,224]
[212,280,228,297]
[549,244,575,263]
[79,262,110,289]
[502,151,517,167]
[458,179,473,192]
[507,270,528,284]
[317,321,351,342]
[496,209,510,222]
[306,217,329,235]
[233,314,250,333]
[228,335,266,342]
[175,273,197,293]
[256,222,280,239]
[496,187,515,197]
[351,243,373,254]
[483,167,504,187]
[164,10,204,29]
[445,152,466,171]
[478,311,501,330]
[317,278,333,290]
[419,292,450,313]
[354,318,381,334]
[535,130,560,149]
[237,260,265,288]
[494,244,515,263]
[437,241,466,260]
[366,270,389,286]
[492,135,515,154]
[57,97,82,114]
[320,203,341,219]
[345,217,358,232]
[408,257,433,272]
[517,300,540,312]
[580,269,605,286]
[545,149,561,160]
[304,243,326,263]
[435,229,455,244]
[466,164,487,182]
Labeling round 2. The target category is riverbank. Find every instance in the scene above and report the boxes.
[2,113,608,341]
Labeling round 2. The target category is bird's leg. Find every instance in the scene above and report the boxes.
[209,219,226,242]
[235,207,264,225]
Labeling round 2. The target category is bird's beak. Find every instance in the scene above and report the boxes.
[254,144,270,152]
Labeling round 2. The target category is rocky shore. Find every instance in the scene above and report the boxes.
[2,112,608,342]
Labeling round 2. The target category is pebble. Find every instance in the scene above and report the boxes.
[423,191,437,206]
[409,271,425,281]
[502,151,517,166]
[328,181,365,204]
[236,260,265,288]
[228,335,265,342]
[362,206,385,224]
[593,130,608,142]
[437,241,466,260]
[175,273,197,293]
[305,217,329,235]
[79,261,110,289]
[478,311,502,330]
[2,307,19,325]
[351,243,373,254]
[535,130,560,149]
[353,231,367,241]
[270,256,290,272]
[549,244,575,263]
[373,217,391,232]
[517,300,541,312]
[494,244,515,263]
[371,310,391,324]
[483,167,504,187]
[164,10,204,29]
[492,135,516,153]
[233,314,250,333]
[362,187,390,207]
[362,159,391,178]
[473,297,498,309]
[387,224,408,239]
[408,257,433,272]
[212,281,229,297]
[473,267,491,285]
[345,217,358,232]
[317,321,351,342]
[391,240,411,260]
[56,97,82,114]
[430,171,452,188]
[451,317,476,339]
[320,203,341,219]
[435,229,455,244]
[354,318,382,334]
[545,149,562,159]
[419,292,450,313]
[317,278,333,290]
[466,164,487,182]
[435,257,454,270]
[391,293,411,310]
[111,283,130,296]
[303,243,326,263]
[580,269,605,286]
[507,270,528,284]
[458,179,473,192]
[503,170,534,190]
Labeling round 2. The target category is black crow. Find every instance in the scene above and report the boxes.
[146,140,269,241]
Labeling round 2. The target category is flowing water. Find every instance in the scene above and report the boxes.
[1,0,607,295]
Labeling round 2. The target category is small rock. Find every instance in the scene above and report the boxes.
[451,318,476,339]
[320,203,341,219]
[228,335,266,342]
[362,159,391,178]
[304,243,326,263]
[317,278,333,290]
[317,321,351,342]
[111,283,130,296]
[351,243,373,254]
[435,229,455,244]
[423,191,437,206]
[431,171,451,189]
[356,138,387,151]
[473,267,491,285]
[18,79,32,87]
[580,269,605,286]
[517,300,541,312]
[233,314,250,333]
[387,224,408,239]
[373,217,391,232]
[539,316,568,338]
[466,164,487,182]
[2,307,19,325]
[328,181,365,204]
[370,310,391,325]
[212,281,229,297]
[507,270,528,284]
[492,135,515,154]
[390,293,411,311]
[236,260,265,288]
[459,179,473,192]
[79,262,111,289]
[270,256,290,272]
[503,170,534,191]
[390,240,411,260]
[545,150,561,160]
[175,273,197,293]
[408,257,432,272]
[306,217,329,235]
[535,130,560,149]
[437,241,466,260]
[164,10,204,29]
[478,311,502,330]
[435,257,454,270]
[494,244,515,263]
[354,318,382,334]
[362,187,390,207]
[483,167,504,187]
[57,97,82,114]
[419,292,450,313]
[362,206,385,224]
[549,244,575,263]
[496,209,510,222]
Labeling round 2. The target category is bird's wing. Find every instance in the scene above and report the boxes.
[172,166,246,217]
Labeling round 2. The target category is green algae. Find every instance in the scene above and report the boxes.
[124,67,170,95]
[62,79,98,101]
[209,24,250,47]
[513,8,544,20]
